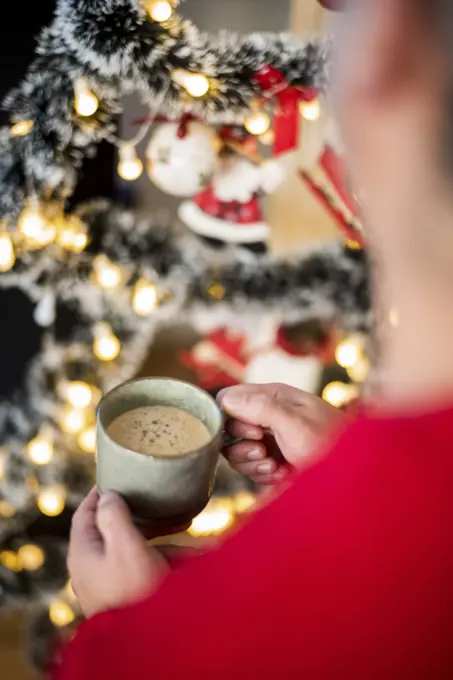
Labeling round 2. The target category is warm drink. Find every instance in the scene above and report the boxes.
[107,405,211,457]
[97,378,222,524]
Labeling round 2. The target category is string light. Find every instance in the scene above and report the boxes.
[117,144,143,181]
[93,323,121,362]
[335,335,364,369]
[27,427,54,465]
[146,0,173,22]
[77,426,96,453]
[322,382,358,408]
[65,381,94,409]
[172,69,210,98]
[207,282,226,300]
[0,550,21,572]
[64,579,77,602]
[59,405,87,435]
[346,239,361,250]
[389,308,399,328]
[234,491,255,514]
[258,129,275,146]
[0,451,5,481]
[346,354,371,383]
[37,485,66,517]
[0,231,15,272]
[18,197,55,247]
[74,77,99,117]
[0,501,15,518]
[188,499,234,537]
[132,279,158,316]
[300,98,321,122]
[10,119,34,136]
[93,255,122,289]
[57,215,88,252]
[244,109,271,136]
[49,598,76,627]
[18,544,45,571]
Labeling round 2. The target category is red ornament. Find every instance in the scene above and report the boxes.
[253,66,318,156]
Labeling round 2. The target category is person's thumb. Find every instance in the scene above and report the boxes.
[97,492,147,556]
[220,385,296,434]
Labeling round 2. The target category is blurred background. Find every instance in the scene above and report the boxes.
[0,1,369,676]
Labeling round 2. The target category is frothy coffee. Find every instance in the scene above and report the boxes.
[107,405,211,457]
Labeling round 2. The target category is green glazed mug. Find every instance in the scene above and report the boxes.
[97,378,223,526]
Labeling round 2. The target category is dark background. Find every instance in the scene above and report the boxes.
[0,3,115,398]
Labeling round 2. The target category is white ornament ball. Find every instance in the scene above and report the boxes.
[146,123,220,197]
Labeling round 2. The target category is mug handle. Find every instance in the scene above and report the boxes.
[221,431,242,447]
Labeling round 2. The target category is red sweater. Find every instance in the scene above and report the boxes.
[59,407,453,679]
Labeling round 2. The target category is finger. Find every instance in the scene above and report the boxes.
[155,546,203,562]
[70,488,102,552]
[224,441,267,464]
[220,385,301,435]
[231,458,279,478]
[225,418,264,441]
[97,492,148,558]
[250,470,287,486]
[219,383,308,410]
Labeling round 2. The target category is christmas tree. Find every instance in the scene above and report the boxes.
[0,0,369,670]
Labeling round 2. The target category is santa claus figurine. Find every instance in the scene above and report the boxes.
[179,144,284,255]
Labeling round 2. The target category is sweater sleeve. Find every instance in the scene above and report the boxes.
[57,419,452,680]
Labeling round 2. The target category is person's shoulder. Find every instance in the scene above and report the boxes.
[318,401,453,480]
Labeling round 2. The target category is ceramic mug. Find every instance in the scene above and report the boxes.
[97,378,223,526]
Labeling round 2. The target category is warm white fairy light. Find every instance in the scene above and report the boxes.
[93,323,121,362]
[322,382,358,408]
[49,598,76,627]
[65,381,94,409]
[389,307,399,328]
[258,129,275,146]
[0,231,15,272]
[64,579,77,602]
[117,144,143,181]
[59,405,87,435]
[27,427,54,465]
[172,69,210,98]
[188,499,234,537]
[234,491,256,514]
[244,110,271,136]
[93,255,123,290]
[0,550,21,572]
[346,354,371,383]
[18,544,45,571]
[37,485,67,517]
[10,119,34,136]
[18,198,55,247]
[132,279,158,316]
[146,0,173,22]
[74,77,99,117]
[335,335,364,370]
[300,98,321,122]
[77,426,96,453]
[57,215,88,252]
[0,501,15,518]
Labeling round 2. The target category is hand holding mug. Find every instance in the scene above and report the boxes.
[219,383,345,485]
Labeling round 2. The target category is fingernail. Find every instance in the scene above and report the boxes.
[99,492,120,508]
[247,449,263,461]
[257,462,273,474]
[222,391,245,411]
